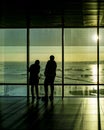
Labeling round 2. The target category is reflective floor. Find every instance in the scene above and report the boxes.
[0,97,104,130]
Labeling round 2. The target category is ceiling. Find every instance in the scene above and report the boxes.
[1,0,104,28]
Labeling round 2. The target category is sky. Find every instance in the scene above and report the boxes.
[0,28,104,62]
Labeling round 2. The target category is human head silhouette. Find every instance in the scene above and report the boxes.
[50,55,55,61]
[35,60,40,65]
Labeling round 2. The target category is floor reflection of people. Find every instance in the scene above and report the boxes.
[43,55,57,101]
[29,60,40,102]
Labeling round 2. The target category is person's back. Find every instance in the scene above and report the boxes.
[29,62,40,81]
[29,60,40,101]
[43,55,57,101]
[44,59,56,78]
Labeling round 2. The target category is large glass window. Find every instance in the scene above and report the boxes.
[0,28,103,97]
[0,29,27,96]
[64,28,97,96]
[30,29,62,96]
[99,29,104,97]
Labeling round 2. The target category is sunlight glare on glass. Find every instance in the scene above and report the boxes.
[91,65,97,83]
[92,34,99,42]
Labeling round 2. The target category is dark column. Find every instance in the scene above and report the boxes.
[97,1,101,130]
[26,14,30,101]
[62,13,64,99]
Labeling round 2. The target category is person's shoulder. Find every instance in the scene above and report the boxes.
[30,63,35,68]
[54,60,57,63]
[47,60,50,64]
[30,63,34,66]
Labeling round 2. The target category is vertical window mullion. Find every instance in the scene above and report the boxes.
[27,16,30,100]
[62,15,64,99]
[97,2,99,100]
[97,2,101,130]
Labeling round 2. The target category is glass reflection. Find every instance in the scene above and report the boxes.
[0,29,27,83]
[64,28,97,84]
[30,29,62,97]
[0,29,27,96]
[91,65,97,83]
[30,85,62,97]
[30,29,62,83]
[100,29,104,84]
[0,85,27,96]
[0,28,103,97]
[64,85,98,96]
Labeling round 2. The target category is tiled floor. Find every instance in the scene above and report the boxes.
[0,97,103,130]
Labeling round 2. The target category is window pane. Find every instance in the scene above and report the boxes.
[100,13,104,117]
[0,29,27,83]
[64,85,97,97]
[30,29,62,96]
[30,85,62,97]
[99,29,104,84]
[0,29,27,96]
[0,85,27,96]
[64,28,97,84]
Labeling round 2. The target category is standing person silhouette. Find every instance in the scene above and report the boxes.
[29,60,40,101]
[43,55,57,101]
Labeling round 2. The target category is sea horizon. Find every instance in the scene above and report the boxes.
[0,60,104,96]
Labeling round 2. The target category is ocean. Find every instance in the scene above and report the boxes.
[0,61,104,96]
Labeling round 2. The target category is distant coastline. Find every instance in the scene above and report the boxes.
[0,60,104,63]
